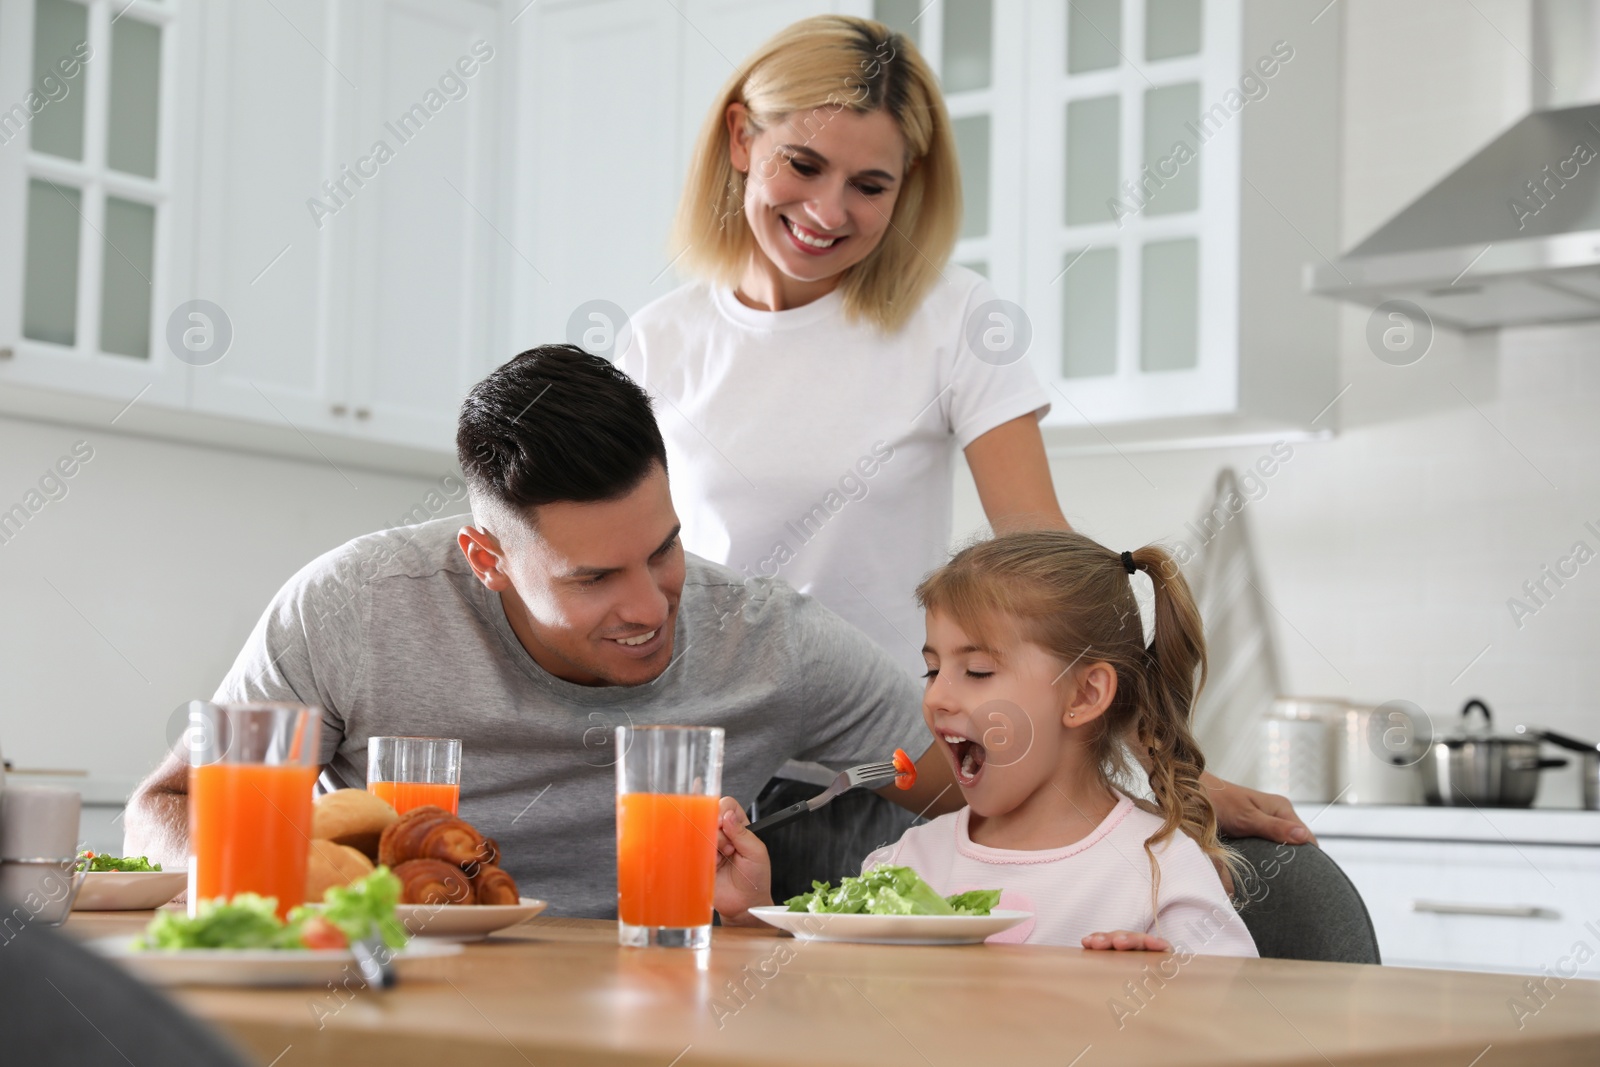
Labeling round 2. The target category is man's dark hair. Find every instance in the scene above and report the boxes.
[456,344,667,512]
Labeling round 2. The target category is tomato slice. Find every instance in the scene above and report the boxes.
[892,748,916,790]
[299,916,349,950]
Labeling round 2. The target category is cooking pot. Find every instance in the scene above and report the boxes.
[1514,724,1600,810]
[1421,699,1567,808]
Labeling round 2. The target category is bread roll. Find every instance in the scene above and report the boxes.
[312,789,399,860]
[305,840,376,902]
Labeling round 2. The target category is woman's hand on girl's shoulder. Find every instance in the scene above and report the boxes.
[1081,930,1171,952]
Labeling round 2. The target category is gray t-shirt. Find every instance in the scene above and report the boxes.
[214,515,926,917]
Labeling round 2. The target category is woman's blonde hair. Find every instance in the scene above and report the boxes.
[671,15,961,334]
[915,530,1245,920]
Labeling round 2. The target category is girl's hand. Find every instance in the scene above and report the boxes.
[1081,930,1172,952]
[714,796,773,926]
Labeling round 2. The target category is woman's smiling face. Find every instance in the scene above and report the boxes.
[726,103,907,284]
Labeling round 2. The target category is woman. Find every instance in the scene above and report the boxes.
[622,15,1308,852]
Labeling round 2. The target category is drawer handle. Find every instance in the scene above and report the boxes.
[1412,899,1559,919]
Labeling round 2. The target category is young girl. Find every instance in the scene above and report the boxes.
[713,530,1258,956]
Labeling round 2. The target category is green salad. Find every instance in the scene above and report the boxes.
[784,866,1001,917]
[137,868,408,952]
[76,851,162,873]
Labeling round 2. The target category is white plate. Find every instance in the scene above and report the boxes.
[394,896,548,941]
[748,907,1031,945]
[73,870,189,911]
[88,935,462,987]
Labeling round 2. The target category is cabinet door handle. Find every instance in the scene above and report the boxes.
[354,408,370,420]
[1412,899,1559,919]
[0,346,13,360]
[331,404,348,416]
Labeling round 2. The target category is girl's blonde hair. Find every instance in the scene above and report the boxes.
[671,15,961,334]
[915,530,1244,916]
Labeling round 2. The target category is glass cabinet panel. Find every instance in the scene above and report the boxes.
[22,179,83,346]
[942,0,993,93]
[1065,95,1119,226]
[1061,247,1117,378]
[29,0,89,160]
[952,114,990,239]
[1142,82,1199,215]
[1145,0,1202,60]
[1067,0,1121,74]
[107,17,163,178]
[1140,237,1198,371]
[872,0,923,46]
[99,197,156,358]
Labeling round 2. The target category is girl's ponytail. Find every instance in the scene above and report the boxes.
[1128,546,1243,903]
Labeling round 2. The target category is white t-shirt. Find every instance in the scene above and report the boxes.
[863,794,1258,955]
[623,267,1050,678]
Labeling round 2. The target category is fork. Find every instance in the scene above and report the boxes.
[747,759,900,834]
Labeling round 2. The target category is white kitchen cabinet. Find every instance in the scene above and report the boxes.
[0,0,191,411]
[1,0,504,469]
[187,0,351,439]
[1299,803,1600,979]
[340,0,503,451]
[871,0,1342,441]
[513,0,689,348]
[191,0,502,453]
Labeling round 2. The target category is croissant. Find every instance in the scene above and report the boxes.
[378,805,486,868]
[393,858,476,906]
[470,864,520,906]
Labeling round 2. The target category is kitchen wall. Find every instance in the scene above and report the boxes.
[0,415,450,784]
[949,0,1600,806]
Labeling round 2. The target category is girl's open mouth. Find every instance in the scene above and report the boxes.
[941,733,986,786]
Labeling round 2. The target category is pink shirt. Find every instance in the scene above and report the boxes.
[863,793,1258,956]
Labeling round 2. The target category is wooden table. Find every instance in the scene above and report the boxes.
[66,911,1600,1066]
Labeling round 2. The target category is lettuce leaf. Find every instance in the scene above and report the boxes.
[137,869,409,951]
[138,894,300,950]
[76,852,162,873]
[298,867,407,949]
[945,889,1002,916]
[783,866,998,917]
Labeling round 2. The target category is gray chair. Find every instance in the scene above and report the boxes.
[1224,835,1382,964]
[0,920,255,1066]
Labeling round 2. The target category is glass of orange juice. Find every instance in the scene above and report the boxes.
[615,725,724,948]
[366,736,462,815]
[186,701,321,919]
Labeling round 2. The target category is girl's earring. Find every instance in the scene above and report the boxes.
[1068,711,1076,718]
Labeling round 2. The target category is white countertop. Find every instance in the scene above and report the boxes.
[1,771,137,806]
[1293,801,1600,847]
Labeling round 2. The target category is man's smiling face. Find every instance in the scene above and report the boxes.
[461,462,686,687]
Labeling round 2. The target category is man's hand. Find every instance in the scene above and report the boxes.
[1202,772,1316,845]
[713,796,773,926]
[1082,929,1171,952]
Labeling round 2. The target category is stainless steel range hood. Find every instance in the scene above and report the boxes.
[1306,102,1600,330]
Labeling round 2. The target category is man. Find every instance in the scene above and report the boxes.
[126,346,945,914]
[126,346,1309,916]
